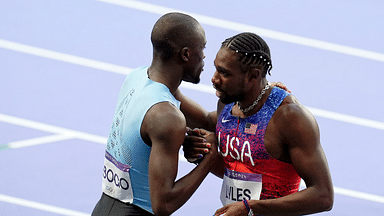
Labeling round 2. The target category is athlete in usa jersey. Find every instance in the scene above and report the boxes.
[181,32,333,215]
[217,87,301,202]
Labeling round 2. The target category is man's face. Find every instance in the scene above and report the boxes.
[182,26,206,84]
[212,47,248,104]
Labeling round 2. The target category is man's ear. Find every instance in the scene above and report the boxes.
[180,47,189,62]
[248,68,260,81]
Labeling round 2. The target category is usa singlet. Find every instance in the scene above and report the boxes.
[100,66,180,214]
[217,87,301,205]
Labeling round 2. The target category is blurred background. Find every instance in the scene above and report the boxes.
[1,0,383,215]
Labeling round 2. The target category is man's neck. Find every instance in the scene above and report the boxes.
[148,63,183,95]
[236,79,270,117]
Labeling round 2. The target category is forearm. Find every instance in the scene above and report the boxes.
[175,89,217,131]
[248,186,333,216]
[209,154,225,178]
[184,107,216,131]
[152,152,218,215]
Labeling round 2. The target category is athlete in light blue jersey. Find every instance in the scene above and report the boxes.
[102,66,181,213]
[92,12,217,216]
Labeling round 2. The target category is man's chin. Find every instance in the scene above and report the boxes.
[192,79,200,84]
[219,97,236,105]
[182,77,200,84]
[219,94,243,105]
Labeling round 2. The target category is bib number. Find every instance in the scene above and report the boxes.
[220,168,262,206]
[102,152,133,203]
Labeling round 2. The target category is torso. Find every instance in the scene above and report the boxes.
[220,87,298,164]
[264,94,299,163]
[102,66,180,214]
[217,87,301,200]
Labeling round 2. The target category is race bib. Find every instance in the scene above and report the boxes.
[102,152,133,203]
[220,168,262,206]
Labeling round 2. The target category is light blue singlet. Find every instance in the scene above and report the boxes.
[101,66,180,214]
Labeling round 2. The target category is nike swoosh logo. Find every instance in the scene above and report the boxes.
[221,118,231,123]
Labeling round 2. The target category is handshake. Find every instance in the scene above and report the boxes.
[183,127,218,164]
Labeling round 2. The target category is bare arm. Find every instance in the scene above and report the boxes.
[142,102,218,216]
[183,128,226,178]
[253,103,333,215]
[181,97,227,177]
[215,100,334,216]
[175,88,217,131]
[204,100,226,177]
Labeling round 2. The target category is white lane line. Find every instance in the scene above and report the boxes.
[1,113,384,204]
[0,194,90,216]
[96,0,384,63]
[0,39,132,75]
[0,112,189,160]
[0,38,211,93]
[300,180,384,204]
[0,38,212,93]
[334,187,384,204]
[1,40,383,131]
[1,1,382,209]
[0,113,107,145]
[307,106,384,131]
[0,134,74,151]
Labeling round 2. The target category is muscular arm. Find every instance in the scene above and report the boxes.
[247,101,334,215]
[179,94,227,178]
[215,98,333,216]
[142,102,217,216]
[209,100,226,178]
[175,88,217,131]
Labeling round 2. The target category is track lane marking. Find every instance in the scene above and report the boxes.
[0,134,74,151]
[0,194,90,216]
[1,113,383,204]
[1,40,383,131]
[96,0,384,63]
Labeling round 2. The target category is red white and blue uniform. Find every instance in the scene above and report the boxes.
[217,87,301,204]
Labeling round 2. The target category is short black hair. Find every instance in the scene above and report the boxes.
[151,12,200,61]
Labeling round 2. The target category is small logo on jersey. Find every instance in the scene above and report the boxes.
[244,123,257,134]
[221,118,231,123]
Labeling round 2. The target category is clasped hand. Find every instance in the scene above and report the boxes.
[183,127,217,163]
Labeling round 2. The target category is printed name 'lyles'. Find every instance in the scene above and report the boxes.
[225,185,252,201]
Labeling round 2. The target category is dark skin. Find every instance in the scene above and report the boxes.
[138,13,218,216]
[141,102,217,215]
[179,47,334,215]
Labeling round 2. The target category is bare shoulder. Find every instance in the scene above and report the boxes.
[141,102,186,146]
[277,95,317,125]
[274,95,320,147]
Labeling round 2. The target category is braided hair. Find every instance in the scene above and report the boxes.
[221,32,272,77]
